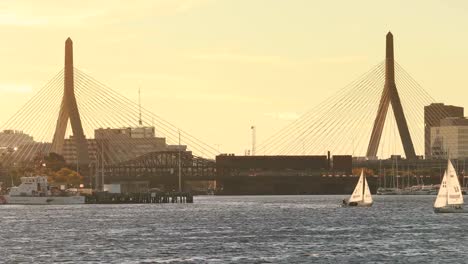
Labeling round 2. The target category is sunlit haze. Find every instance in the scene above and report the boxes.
[1,0,468,155]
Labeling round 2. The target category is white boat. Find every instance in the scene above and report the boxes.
[376,187,402,195]
[342,170,373,207]
[4,176,85,205]
[433,160,467,213]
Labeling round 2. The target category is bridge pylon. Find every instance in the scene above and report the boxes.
[366,32,416,160]
[50,38,90,168]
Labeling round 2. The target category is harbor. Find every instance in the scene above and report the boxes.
[2,1,468,262]
[0,176,194,205]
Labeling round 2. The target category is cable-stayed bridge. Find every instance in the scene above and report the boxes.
[0,38,219,188]
[257,32,451,160]
[0,32,455,191]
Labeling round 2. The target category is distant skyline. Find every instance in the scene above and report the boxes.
[1,0,468,155]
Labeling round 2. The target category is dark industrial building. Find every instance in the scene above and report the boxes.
[215,154,364,195]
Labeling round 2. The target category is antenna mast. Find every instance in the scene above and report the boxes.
[251,126,256,156]
[178,130,182,192]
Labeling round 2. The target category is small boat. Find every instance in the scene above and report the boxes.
[376,187,401,195]
[434,160,467,213]
[4,176,85,205]
[342,170,373,207]
[400,185,439,195]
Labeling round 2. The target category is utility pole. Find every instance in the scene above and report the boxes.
[94,157,99,191]
[251,126,256,156]
[101,140,104,191]
[178,130,182,192]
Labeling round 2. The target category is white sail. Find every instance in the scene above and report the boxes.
[447,160,464,205]
[434,170,448,208]
[349,171,364,203]
[363,176,373,204]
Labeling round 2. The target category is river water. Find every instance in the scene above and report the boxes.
[0,195,467,263]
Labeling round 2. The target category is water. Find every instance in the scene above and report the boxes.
[1,195,467,263]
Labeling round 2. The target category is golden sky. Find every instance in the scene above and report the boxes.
[1,0,468,155]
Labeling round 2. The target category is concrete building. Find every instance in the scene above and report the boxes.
[0,130,37,161]
[424,103,464,159]
[0,130,34,148]
[61,126,187,165]
[129,127,155,138]
[430,117,468,159]
[95,127,165,164]
[62,136,97,165]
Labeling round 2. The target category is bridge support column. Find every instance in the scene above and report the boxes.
[367,32,416,160]
[51,38,90,171]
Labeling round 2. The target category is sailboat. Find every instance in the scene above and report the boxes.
[342,170,373,207]
[434,160,467,213]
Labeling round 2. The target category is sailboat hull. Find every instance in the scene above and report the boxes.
[342,202,373,207]
[434,206,468,214]
[343,171,373,208]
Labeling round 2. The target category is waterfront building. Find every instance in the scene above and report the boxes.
[62,136,97,165]
[0,130,34,149]
[424,103,464,159]
[430,117,468,159]
[62,126,186,165]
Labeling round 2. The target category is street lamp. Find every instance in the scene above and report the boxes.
[9,147,18,187]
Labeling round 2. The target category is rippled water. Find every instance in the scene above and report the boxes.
[1,195,467,263]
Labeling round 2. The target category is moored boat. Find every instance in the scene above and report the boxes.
[376,187,401,195]
[4,176,85,205]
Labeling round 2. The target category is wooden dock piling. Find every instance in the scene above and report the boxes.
[85,192,193,204]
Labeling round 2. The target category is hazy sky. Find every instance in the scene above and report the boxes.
[1,0,468,155]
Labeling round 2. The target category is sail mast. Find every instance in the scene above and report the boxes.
[446,178,449,206]
[362,171,365,202]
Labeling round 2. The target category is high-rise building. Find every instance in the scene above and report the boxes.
[430,117,468,159]
[424,103,464,159]
[95,126,186,164]
[61,126,187,165]
[62,136,97,165]
[0,130,34,148]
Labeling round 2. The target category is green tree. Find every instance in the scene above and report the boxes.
[50,168,83,186]
[43,153,67,172]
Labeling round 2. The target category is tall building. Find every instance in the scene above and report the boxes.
[96,126,186,164]
[0,130,34,149]
[0,130,40,162]
[424,103,464,159]
[61,126,187,165]
[62,136,97,165]
[430,117,468,159]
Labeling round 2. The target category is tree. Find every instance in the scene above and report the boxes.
[43,153,67,172]
[49,168,83,186]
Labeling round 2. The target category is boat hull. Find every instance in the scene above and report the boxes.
[4,195,85,205]
[341,202,373,207]
[434,206,468,214]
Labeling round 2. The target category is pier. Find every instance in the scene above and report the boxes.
[85,192,193,204]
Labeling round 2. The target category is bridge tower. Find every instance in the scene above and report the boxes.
[366,32,416,160]
[50,38,90,167]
